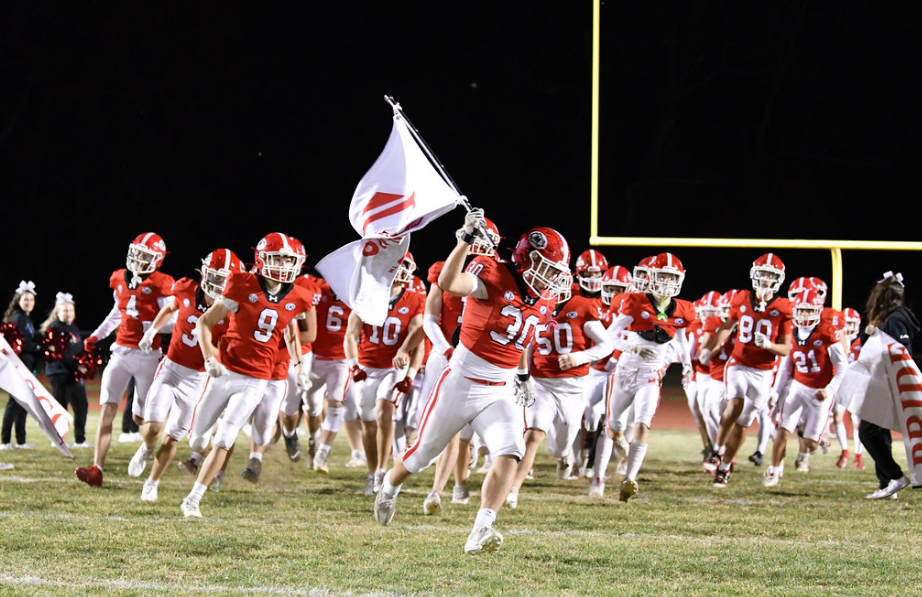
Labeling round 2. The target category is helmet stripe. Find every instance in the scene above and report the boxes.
[140,232,154,246]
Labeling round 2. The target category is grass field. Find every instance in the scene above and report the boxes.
[1,406,921,597]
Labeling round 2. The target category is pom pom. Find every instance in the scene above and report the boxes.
[0,322,24,355]
[74,348,106,382]
[41,328,71,362]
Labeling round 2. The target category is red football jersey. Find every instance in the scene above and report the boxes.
[728,291,793,370]
[457,257,554,370]
[166,278,230,371]
[849,337,861,363]
[294,274,322,354]
[591,295,616,371]
[707,317,735,381]
[532,294,604,378]
[789,323,841,388]
[109,269,175,350]
[312,280,351,360]
[218,272,314,380]
[687,318,709,374]
[358,288,425,369]
[618,293,696,338]
[428,261,466,343]
[821,307,845,331]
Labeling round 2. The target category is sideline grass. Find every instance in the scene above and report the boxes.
[1,410,921,597]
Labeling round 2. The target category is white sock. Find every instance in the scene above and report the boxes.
[311,429,320,443]
[322,407,344,433]
[145,478,159,488]
[835,422,848,452]
[473,507,496,530]
[282,426,296,438]
[188,482,207,502]
[756,418,772,454]
[381,471,402,498]
[319,444,332,456]
[799,451,810,462]
[715,444,725,456]
[249,452,263,462]
[768,465,780,475]
[625,440,647,481]
[718,461,731,472]
[352,450,365,460]
[376,467,387,476]
[593,434,614,480]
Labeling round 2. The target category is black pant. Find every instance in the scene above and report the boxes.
[858,419,905,489]
[2,395,27,445]
[49,374,88,444]
[122,381,139,434]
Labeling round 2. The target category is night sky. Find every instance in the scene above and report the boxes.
[2,2,921,327]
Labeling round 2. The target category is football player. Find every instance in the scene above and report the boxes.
[701,254,793,488]
[687,292,721,457]
[76,233,174,488]
[763,289,848,486]
[344,252,425,496]
[699,290,738,455]
[179,233,315,518]
[126,249,244,501]
[604,252,695,502]
[373,210,567,556]
[839,307,865,469]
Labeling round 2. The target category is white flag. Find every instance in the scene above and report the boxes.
[0,335,74,459]
[349,115,460,238]
[316,236,411,326]
[837,331,922,485]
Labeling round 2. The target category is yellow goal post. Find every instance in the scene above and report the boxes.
[588,0,922,311]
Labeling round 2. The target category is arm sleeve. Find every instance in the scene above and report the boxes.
[466,272,488,300]
[218,296,239,313]
[671,328,692,367]
[825,342,849,397]
[566,320,614,366]
[423,314,451,354]
[773,355,792,398]
[90,294,122,340]
[606,312,635,353]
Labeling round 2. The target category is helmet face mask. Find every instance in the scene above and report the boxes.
[394,253,416,287]
[511,227,571,299]
[750,254,785,297]
[576,249,608,293]
[200,249,243,300]
[601,265,631,306]
[844,307,860,339]
[793,289,823,329]
[553,273,573,302]
[632,257,656,293]
[255,233,305,284]
[523,250,569,297]
[126,233,166,276]
[649,253,685,299]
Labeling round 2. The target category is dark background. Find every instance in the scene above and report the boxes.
[2,2,921,328]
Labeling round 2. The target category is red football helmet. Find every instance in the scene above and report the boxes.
[601,265,632,306]
[394,252,417,287]
[718,289,740,318]
[649,253,685,298]
[750,253,785,296]
[254,232,306,283]
[810,277,828,303]
[787,277,815,302]
[632,256,656,293]
[410,275,427,295]
[793,288,824,328]
[575,249,609,293]
[700,291,722,317]
[200,248,245,299]
[457,217,502,257]
[511,227,571,298]
[126,233,167,276]
[844,307,861,339]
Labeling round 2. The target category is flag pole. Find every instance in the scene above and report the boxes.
[383,95,497,249]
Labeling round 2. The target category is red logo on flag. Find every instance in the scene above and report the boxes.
[361,192,415,235]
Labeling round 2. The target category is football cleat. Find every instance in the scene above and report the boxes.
[75,465,103,488]
[345,453,366,468]
[713,468,730,488]
[819,437,831,455]
[588,477,606,499]
[308,436,318,462]
[180,497,202,518]
[854,453,865,470]
[703,450,721,474]
[177,457,199,476]
[452,484,470,504]
[794,456,809,473]
[423,492,442,516]
[556,458,573,480]
[363,474,376,497]
[284,433,302,462]
[748,451,764,467]
[211,470,225,492]
[836,450,849,469]
[127,445,152,478]
[241,457,262,483]
[140,480,159,502]
[313,450,329,474]
[618,479,638,502]
[505,486,519,509]
[615,458,628,477]
[762,469,780,487]
[373,470,386,493]
[580,463,594,479]
[374,488,397,525]
[464,526,504,555]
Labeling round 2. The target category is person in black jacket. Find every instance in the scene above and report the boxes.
[40,293,91,448]
[1,281,41,450]
[860,272,920,499]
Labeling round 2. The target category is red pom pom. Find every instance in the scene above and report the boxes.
[74,348,106,382]
[42,328,71,362]
[0,322,24,355]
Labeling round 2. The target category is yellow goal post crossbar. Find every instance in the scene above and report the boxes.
[588,0,922,311]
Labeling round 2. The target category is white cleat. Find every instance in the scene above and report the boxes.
[505,486,518,510]
[140,480,159,502]
[127,445,152,478]
[363,474,376,497]
[556,458,573,480]
[313,450,329,474]
[588,477,606,498]
[762,469,780,487]
[615,457,628,477]
[373,470,386,493]
[452,484,470,504]
[181,497,202,518]
[374,489,397,525]
[464,526,504,555]
[211,470,225,492]
[345,454,366,468]
[423,492,442,516]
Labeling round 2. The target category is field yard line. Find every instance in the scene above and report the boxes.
[0,573,417,597]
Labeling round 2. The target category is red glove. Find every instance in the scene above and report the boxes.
[83,336,98,353]
[394,376,413,394]
[350,365,367,383]
[443,347,454,362]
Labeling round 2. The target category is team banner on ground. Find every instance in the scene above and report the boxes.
[0,336,74,459]
[837,330,922,485]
